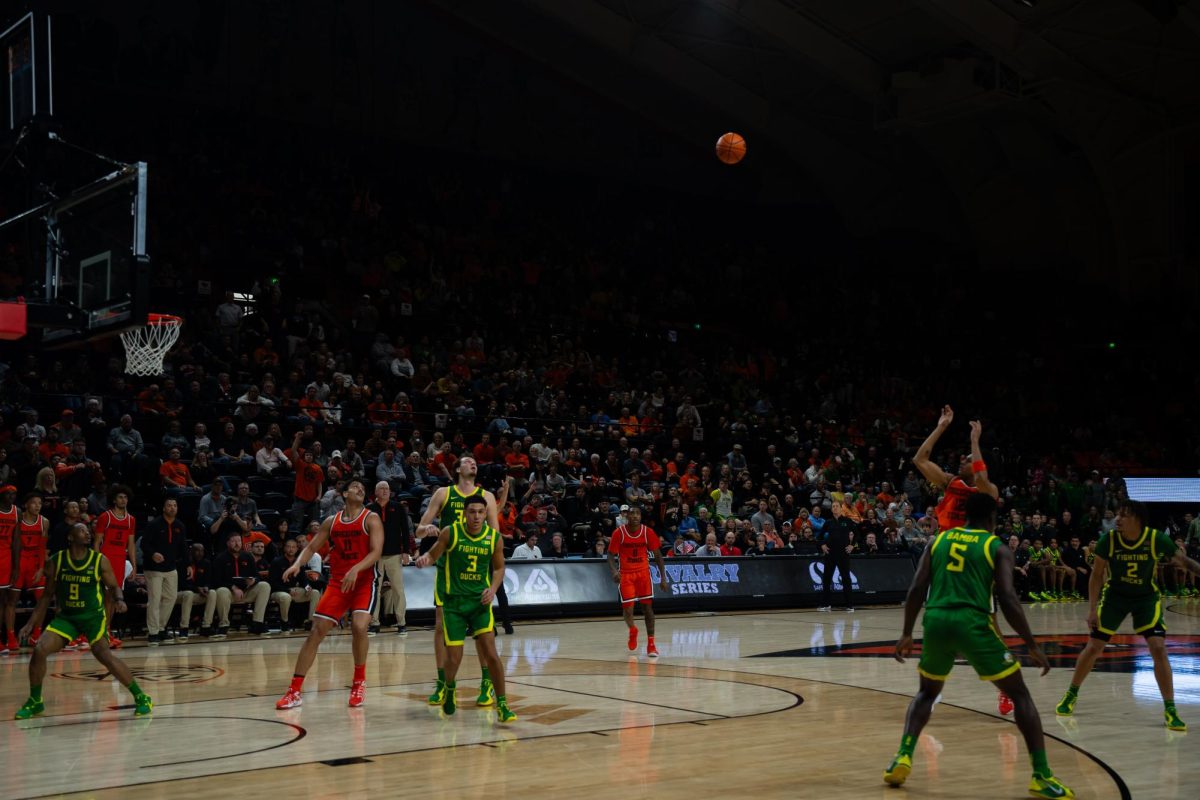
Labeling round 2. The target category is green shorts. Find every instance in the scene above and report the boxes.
[1095,587,1165,639]
[918,608,1020,682]
[46,611,108,646]
[442,594,494,646]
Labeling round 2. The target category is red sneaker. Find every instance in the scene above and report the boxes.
[647,639,659,658]
[349,681,365,708]
[5,634,17,654]
[75,636,90,650]
[627,627,638,652]
[108,637,123,650]
[998,692,1014,716]
[276,688,303,710]
[29,627,41,647]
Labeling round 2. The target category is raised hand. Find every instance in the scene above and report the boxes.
[937,405,954,429]
[969,420,982,444]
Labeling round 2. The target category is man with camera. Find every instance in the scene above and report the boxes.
[201,532,272,638]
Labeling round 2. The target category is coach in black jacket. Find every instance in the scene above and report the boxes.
[143,498,188,644]
[819,501,856,611]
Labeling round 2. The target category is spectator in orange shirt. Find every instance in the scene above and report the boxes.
[430,442,458,483]
[505,441,531,486]
[497,500,518,550]
[366,393,394,427]
[160,448,200,491]
[618,407,639,438]
[289,432,324,529]
[298,386,326,423]
[38,428,69,464]
[472,433,496,466]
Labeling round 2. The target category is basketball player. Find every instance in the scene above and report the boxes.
[13,493,49,647]
[94,485,137,648]
[607,505,669,657]
[0,485,19,654]
[276,480,383,709]
[416,458,510,707]
[913,408,1015,715]
[14,522,152,719]
[885,493,1073,798]
[416,494,516,722]
[1055,499,1200,731]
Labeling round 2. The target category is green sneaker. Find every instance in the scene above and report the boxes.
[1028,774,1074,798]
[882,753,912,786]
[475,679,495,707]
[1165,706,1187,731]
[134,694,153,717]
[442,685,457,716]
[1055,690,1077,717]
[14,698,45,720]
[427,682,446,706]
[496,701,517,724]
[1071,592,1084,601]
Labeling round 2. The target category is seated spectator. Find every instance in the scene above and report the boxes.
[672,534,697,557]
[376,448,406,485]
[198,481,231,532]
[256,435,292,476]
[542,531,570,558]
[51,409,82,444]
[338,439,365,480]
[190,449,217,487]
[677,503,699,541]
[746,533,772,556]
[232,481,266,532]
[720,531,742,556]
[511,533,542,559]
[762,521,785,550]
[320,473,347,518]
[213,421,253,466]
[695,532,722,557]
[107,414,149,481]
[403,451,432,495]
[161,420,190,458]
[201,533,271,638]
[160,448,200,491]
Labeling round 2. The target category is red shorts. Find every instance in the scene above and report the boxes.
[619,570,654,607]
[314,569,379,623]
[102,549,132,579]
[0,552,12,589]
[16,559,45,591]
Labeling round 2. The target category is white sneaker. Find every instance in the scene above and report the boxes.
[846,607,856,613]
[817,606,832,612]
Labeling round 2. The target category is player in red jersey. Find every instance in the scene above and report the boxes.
[276,480,383,709]
[93,485,137,648]
[913,406,1012,715]
[14,493,49,647]
[0,485,19,654]
[607,505,669,657]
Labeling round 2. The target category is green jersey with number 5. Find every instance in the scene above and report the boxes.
[925,527,1000,615]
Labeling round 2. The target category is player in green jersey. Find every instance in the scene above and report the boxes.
[416,459,511,707]
[886,493,1073,799]
[1055,499,1200,730]
[14,522,152,719]
[417,494,515,723]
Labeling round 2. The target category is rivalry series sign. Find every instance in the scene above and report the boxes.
[401,555,915,615]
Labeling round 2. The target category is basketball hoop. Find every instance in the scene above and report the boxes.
[120,313,182,376]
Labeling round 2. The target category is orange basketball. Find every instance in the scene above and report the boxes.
[715,132,746,165]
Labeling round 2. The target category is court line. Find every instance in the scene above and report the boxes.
[11,664,806,800]
[505,678,731,719]
[536,656,1131,800]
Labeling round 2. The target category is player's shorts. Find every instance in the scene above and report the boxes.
[46,611,108,646]
[619,570,654,607]
[0,552,12,589]
[101,550,134,581]
[1093,587,1165,640]
[918,608,1021,682]
[15,559,44,591]
[441,593,494,646]
[313,570,379,624]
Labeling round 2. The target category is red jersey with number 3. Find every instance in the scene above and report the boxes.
[97,509,136,560]
[935,477,976,532]
[328,507,372,582]
[610,524,661,574]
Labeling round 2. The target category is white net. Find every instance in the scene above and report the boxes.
[120,315,182,376]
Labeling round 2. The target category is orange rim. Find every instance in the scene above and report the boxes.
[146,313,183,327]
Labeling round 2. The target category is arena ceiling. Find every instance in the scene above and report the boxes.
[432,0,1200,288]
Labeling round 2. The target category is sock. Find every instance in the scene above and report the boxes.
[353,664,365,683]
[437,667,445,686]
[1066,684,1080,696]
[1165,700,1177,711]
[648,635,656,643]
[30,684,42,702]
[629,626,637,633]
[290,674,305,693]
[898,733,917,758]
[481,666,491,682]
[1030,749,1051,779]
[127,680,143,699]
[497,694,508,705]
[446,679,456,690]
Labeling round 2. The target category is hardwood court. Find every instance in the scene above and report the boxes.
[2,601,1198,799]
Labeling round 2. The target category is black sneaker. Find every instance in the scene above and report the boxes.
[396,625,408,637]
[199,626,214,638]
[214,626,229,640]
[303,620,313,632]
[503,622,514,635]
[176,628,189,642]
[161,630,177,645]
[367,624,380,637]
[148,632,161,647]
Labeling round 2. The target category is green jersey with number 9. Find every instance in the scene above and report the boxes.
[925,527,1001,615]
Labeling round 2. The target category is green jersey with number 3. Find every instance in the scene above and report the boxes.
[443,521,498,600]
[925,527,1000,615]
[1096,527,1175,598]
[434,485,486,601]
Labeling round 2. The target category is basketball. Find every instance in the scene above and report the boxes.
[715,132,746,164]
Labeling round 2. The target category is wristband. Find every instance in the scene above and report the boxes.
[971,460,987,474]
